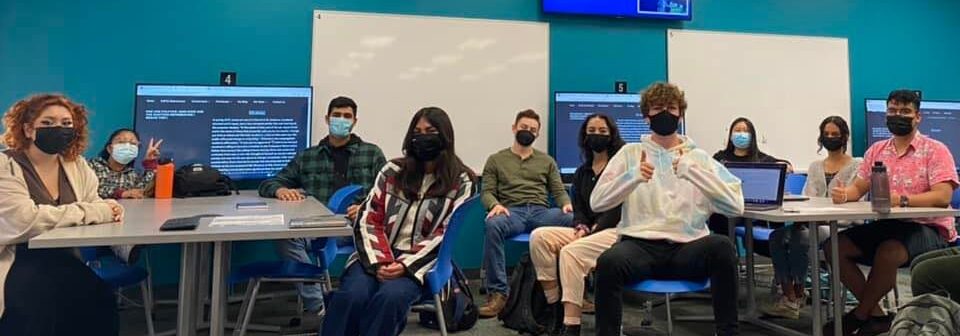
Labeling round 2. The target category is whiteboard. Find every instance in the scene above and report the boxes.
[667,29,850,171]
[311,11,549,171]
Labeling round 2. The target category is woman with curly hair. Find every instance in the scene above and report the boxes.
[0,94,123,335]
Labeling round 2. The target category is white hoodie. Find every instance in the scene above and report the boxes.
[591,135,744,243]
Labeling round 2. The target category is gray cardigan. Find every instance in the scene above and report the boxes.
[803,157,863,198]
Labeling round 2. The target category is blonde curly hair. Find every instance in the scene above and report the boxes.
[640,82,688,117]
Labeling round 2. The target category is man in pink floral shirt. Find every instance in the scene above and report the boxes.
[827,90,959,336]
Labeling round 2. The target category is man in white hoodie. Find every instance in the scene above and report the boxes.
[591,82,746,336]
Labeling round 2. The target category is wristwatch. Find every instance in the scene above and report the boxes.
[899,195,909,208]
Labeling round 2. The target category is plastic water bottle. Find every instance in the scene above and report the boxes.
[155,159,175,199]
[870,161,891,214]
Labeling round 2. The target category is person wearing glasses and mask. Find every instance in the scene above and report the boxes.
[87,128,163,263]
[826,90,958,336]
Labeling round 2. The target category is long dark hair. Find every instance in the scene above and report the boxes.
[578,113,626,164]
[98,128,140,167]
[817,115,850,153]
[396,107,476,200]
[722,117,760,161]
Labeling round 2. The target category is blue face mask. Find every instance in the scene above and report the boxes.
[731,132,751,149]
[329,117,353,138]
[111,143,139,165]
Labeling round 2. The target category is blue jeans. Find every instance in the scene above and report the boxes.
[769,223,828,285]
[321,263,426,336]
[277,237,352,312]
[484,205,574,294]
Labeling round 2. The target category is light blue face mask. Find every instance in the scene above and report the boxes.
[731,132,752,149]
[329,117,353,138]
[111,143,139,165]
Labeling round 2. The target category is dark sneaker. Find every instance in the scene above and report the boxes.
[822,312,868,336]
[854,314,893,336]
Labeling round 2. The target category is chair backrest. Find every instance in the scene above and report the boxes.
[785,173,807,195]
[951,187,960,210]
[78,247,99,264]
[327,185,364,214]
[428,195,481,294]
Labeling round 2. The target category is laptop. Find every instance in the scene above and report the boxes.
[725,162,788,211]
[783,194,810,202]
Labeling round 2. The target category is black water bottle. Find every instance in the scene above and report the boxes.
[871,161,891,214]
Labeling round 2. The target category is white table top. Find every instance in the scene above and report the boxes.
[29,190,351,248]
[743,197,960,222]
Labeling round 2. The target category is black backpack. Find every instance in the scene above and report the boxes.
[417,262,479,332]
[173,163,236,198]
[498,253,554,335]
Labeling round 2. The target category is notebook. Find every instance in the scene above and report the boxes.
[725,162,788,211]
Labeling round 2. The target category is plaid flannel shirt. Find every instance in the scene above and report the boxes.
[258,135,386,204]
[88,156,157,199]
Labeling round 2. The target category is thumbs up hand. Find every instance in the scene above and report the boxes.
[639,150,655,181]
[831,180,848,204]
[672,148,686,175]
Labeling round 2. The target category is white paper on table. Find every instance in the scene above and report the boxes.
[783,207,852,213]
[209,214,285,227]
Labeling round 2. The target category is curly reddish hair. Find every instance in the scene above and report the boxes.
[2,94,90,161]
[640,82,688,117]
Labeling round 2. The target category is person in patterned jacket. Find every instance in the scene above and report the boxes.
[322,107,476,336]
[88,128,162,263]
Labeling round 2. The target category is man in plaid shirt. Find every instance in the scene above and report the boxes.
[258,96,386,314]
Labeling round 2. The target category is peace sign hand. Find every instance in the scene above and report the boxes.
[145,138,164,161]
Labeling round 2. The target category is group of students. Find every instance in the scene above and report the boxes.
[0,83,958,336]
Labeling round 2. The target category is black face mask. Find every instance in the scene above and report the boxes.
[585,134,611,153]
[408,133,446,161]
[515,130,536,147]
[648,112,680,136]
[33,126,76,155]
[820,136,845,152]
[886,115,915,136]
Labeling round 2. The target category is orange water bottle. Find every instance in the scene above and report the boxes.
[155,159,174,199]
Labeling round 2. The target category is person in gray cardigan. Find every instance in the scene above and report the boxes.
[762,116,862,320]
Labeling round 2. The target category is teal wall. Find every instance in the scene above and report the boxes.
[3,0,959,284]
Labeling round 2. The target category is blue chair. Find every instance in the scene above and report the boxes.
[412,195,481,336]
[785,173,807,195]
[628,278,711,336]
[734,226,774,241]
[79,247,156,336]
[231,185,363,335]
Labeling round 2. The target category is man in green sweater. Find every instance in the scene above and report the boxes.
[479,109,574,318]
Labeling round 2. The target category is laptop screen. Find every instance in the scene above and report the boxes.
[726,164,786,205]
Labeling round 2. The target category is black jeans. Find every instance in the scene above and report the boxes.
[595,235,740,336]
[0,245,117,336]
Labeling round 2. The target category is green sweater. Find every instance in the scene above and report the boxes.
[481,148,570,210]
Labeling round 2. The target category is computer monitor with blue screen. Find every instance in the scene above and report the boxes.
[553,92,685,176]
[134,84,313,181]
[543,0,692,21]
[724,162,786,210]
[864,99,960,167]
